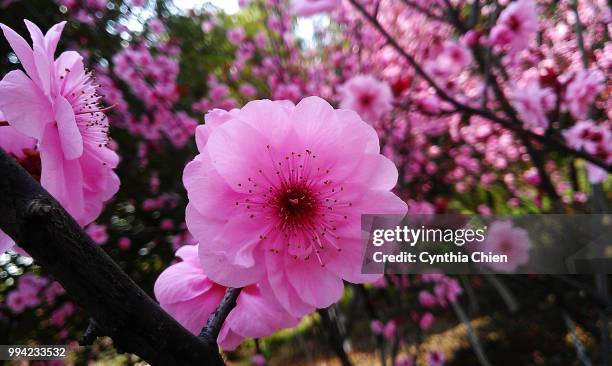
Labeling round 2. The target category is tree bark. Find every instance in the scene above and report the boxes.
[0,147,225,366]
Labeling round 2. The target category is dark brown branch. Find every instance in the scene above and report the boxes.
[347,0,612,173]
[0,147,224,366]
[0,121,8,127]
[199,287,242,345]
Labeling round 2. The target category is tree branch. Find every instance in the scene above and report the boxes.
[199,287,242,345]
[0,147,225,366]
[346,0,612,172]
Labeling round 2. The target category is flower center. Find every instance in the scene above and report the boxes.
[359,93,374,107]
[275,185,318,226]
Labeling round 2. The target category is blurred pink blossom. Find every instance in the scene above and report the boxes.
[339,75,393,124]
[490,0,538,54]
[482,220,531,272]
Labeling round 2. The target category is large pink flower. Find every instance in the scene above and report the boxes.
[292,0,341,17]
[489,0,538,54]
[184,97,406,316]
[482,220,531,272]
[0,21,119,238]
[339,75,393,124]
[154,244,299,350]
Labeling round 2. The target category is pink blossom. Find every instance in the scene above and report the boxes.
[433,276,462,306]
[586,163,609,184]
[240,83,258,98]
[0,21,120,228]
[7,291,28,313]
[227,27,246,45]
[292,0,340,17]
[490,0,538,54]
[383,320,397,340]
[184,97,406,316]
[565,69,605,119]
[395,355,415,366]
[426,351,446,366]
[482,220,531,272]
[418,290,437,308]
[339,75,394,124]
[508,81,555,131]
[160,218,174,230]
[251,354,266,366]
[154,245,299,350]
[118,237,131,250]
[370,319,384,334]
[85,223,108,245]
[148,18,166,35]
[563,120,610,155]
[419,312,434,330]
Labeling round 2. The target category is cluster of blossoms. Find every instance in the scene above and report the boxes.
[564,119,612,183]
[4,272,67,326]
[0,21,119,253]
[102,40,198,148]
[54,0,109,25]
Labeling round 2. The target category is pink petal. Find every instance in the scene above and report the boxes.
[154,259,216,304]
[198,237,265,288]
[39,123,85,219]
[265,250,316,316]
[285,254,345,309]
[225,285,299,339]
[0,230,14,253]
[0,70,52,140]
[213,212,270,267]
[236,99,292,147]
[324,237,382,284]
[183,153,241,218]
[54,95,83,160]
[205,118,272,194]
[0,23,39,85]
[0,125,36,158]
[23,20,45,52]
[55,51,85,96]
[346,154,398,191]
[217,326,245,351]
[164,288,225,335]
[43,21,66,57]
[185,203,226,247]
[32,43,52,96]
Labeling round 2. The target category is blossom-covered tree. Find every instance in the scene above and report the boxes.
[0,0,609,365]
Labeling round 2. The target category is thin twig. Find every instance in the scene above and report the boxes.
[484,274,519,313]
[452,300,492,366]
[80,318,101,346]
[199,287,242,344]
[562,311,594,366]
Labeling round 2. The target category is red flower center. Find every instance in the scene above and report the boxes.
[359,93,374,107]
[275,185,319,226]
